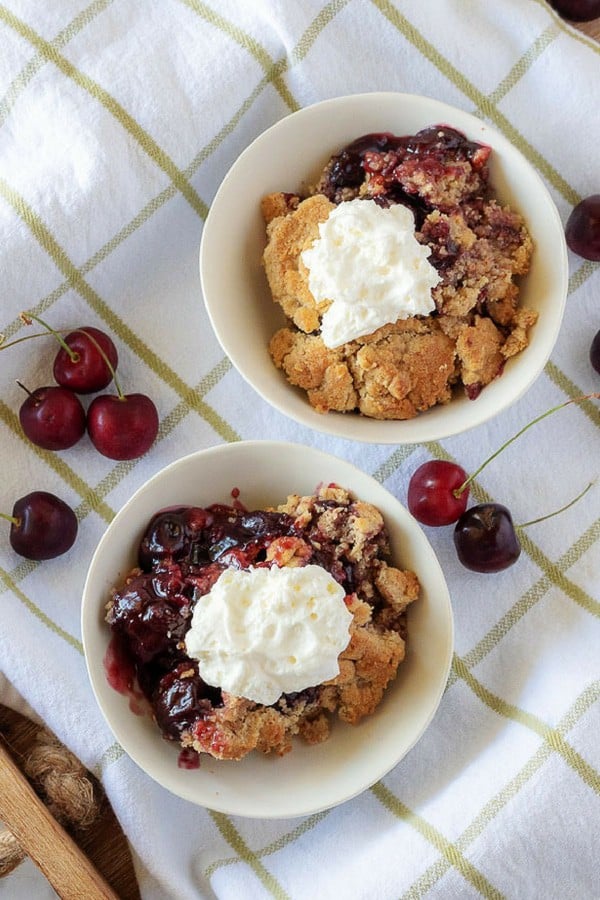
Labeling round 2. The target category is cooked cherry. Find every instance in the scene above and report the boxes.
[152,663,222,740]
[138,507,208,570]
[565,195,600,261]
[53,326,118,394]
[18,384,86,450]
[87,393,159,460]
[6,491,78,560]
[107,571,190,663]
[407,460,470,526]
[320,126,490,204]
[453,503,521,573]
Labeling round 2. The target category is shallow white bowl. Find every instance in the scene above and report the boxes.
[82,441,453,818]
[200,92,568,443]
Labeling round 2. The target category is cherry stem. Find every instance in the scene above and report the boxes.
[453,393,600,497]
[75,328,124,399]
[516,480,595,529]
[0,330,52,350]
[0,511,19,526]
[15,380,33,397]
[18,312,80,361]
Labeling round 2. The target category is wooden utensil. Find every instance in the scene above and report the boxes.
[0,736,119,899]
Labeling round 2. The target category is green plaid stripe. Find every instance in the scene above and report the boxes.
[0,5,208,217]
[0,2,598,897]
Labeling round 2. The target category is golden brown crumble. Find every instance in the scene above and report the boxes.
[261,133,536,419]
[183,485,419,760]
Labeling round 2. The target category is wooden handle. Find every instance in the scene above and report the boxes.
[0,738,119,900]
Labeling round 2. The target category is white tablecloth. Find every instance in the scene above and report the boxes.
[1,1,599,897]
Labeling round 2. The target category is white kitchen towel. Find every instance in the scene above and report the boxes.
[0,1,599,898]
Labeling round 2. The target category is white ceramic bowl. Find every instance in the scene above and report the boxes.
[82,441,453,818]
[200,92,568,443]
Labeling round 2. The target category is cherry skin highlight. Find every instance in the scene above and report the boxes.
[453,503,521,573]
[19,385,86,450]
[9,491,78,560]
[53,327,118,394]
[407,460,470,526]
[87,392,159,460]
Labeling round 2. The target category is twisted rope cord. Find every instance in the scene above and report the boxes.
[0,725,99,877]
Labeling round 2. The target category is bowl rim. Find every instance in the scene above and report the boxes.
[81,439,454,817]
[199,90,568,444]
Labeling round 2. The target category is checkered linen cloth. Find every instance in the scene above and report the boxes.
[0,1,599,898]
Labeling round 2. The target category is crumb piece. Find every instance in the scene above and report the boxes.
[269,328,358,412]
[501,306,538,359]
[262,194,334,333]
[349,321,458,419]
[261,191,300,224]
[455,315,504,392]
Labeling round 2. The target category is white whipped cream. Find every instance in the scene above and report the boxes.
[184,564,353,706]
[301,198,440,348]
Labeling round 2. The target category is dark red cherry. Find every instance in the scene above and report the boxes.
[590,330,600,375]
[87,393,159,460]
[565,195,600,261]
[53,327,118,394]
[7,491,78,560]
[453,503,521,573]
[138,507,209,571]
[548,0,600,21]
[407,460,470,526]
[18,385,86,450]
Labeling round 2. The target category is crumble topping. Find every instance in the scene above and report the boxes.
[105,485,419,761]
[262,126,536,419]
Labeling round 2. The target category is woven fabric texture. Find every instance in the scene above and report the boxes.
[0,1,598,898]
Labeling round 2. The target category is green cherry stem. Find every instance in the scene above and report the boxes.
[454,393,600,498]
[4,312,80,361]
[516,480,595,529]
[0,511,19,526]
[0,330,52,350]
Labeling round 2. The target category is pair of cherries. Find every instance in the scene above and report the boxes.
[18,322,158,461]
[408,461,520,573]
[407,395,598,573]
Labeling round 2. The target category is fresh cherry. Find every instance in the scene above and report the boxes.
[548,0,600,21]
[453,503,521,573]
[565,195,600,261]
[87,393,159,460]
[408,395,599,573]
[53,326,118,394]
[18,383,86,450]
[3,491,78,560]
[407,460,469,526]
[591,330,600,375]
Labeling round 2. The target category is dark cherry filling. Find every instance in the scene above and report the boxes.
[320,125,491,218]
[152,662,222,740]
[105,499,362,744]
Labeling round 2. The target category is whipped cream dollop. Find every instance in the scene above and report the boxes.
[301,198,441,348]
[184,564,353,706]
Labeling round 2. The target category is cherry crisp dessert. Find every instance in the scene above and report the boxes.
[263,126,536,419]
[105,484,419,762]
